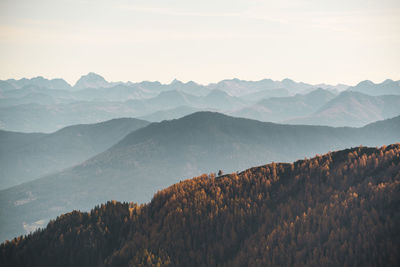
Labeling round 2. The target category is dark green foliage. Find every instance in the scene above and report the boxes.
[1,144,399,267]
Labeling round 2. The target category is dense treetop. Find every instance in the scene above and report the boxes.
[1,144,399,267]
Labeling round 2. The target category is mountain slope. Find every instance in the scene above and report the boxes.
[0,84,72,100]
[165,79,211,96]
[208,78,315,96]
[146,90,200,109]
[287,91,400,127]
[74,84,153,101]
[0,112,399,241]
[1,144,399,267]
[348,79,400,96]
[0,100,152,133]
[0,92,56,107]
[203,89,247,110]
[73,72,112,89]
[0,88,247,132]
[240,87,290,101]
[233,88,336,122]
[139,105,202,122]
[0,131,46,153]
[0,118,149,189]
[0,81,16,91]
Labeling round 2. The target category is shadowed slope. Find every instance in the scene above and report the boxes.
[0,112,399,242]
[0,118,149,189]
[287,91,400,127]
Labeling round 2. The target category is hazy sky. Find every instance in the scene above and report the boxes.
[0,0,399,85]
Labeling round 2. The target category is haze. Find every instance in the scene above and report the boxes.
[0,0,399,85]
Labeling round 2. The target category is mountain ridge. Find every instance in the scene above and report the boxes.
[347,79,400,96]
[286,91,400,126]
[0,117,149,189]
[232,88,336,122]
[1,144,399,266]
[0,112,399,242]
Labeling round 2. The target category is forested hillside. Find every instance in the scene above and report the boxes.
[1,112,399,242]
[1,144,399,267]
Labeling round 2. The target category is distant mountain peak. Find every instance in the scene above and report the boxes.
[31,76,45,81]
[186,80,198,86]
[83,72,106,80]
[356,80,374,86]
[382,79,394,84]
[170,78,183,85]
[281,78,295,83]
[74,72,109,89]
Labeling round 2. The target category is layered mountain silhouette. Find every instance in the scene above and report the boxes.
[0,118,149,189]
[0,84,72,102]
[3,87,391,133]
[2,73,400,132]
[0,98,166,133]
[0,89,246,132]
[0,112,399,242]
[1,73,399,266]
[240,87,290,101]
[287,91,400,127]
[347,79,400,96]
[3,77,71,90]
[233,88,336,122]
[0,92,56,107]
[208,78,315,96]
[165,79,211,96]
[139,105,202,122]
[1,144,399,267]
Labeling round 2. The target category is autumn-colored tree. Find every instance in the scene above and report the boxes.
[1,144,399,267]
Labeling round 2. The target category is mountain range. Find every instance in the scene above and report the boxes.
[3,73,399,99]
[1,73,399,132]
[232,88,336,122]
[347,79,400,96]
[0,89,245,132]
[1,72,399,266]
[286,91,400,127]
[0,118,149,189]
[0,73,346,95]
[1,144,399,266]
[1,89,400,132]
[4,77,71,90]
[0,112,399,242]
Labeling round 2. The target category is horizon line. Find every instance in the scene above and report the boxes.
[2,72,399,88]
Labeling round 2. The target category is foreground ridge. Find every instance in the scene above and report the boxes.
[1,144,399,266]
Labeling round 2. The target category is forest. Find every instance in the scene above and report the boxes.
[1,144,399,267]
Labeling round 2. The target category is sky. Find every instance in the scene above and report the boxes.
[0,0,399,86]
